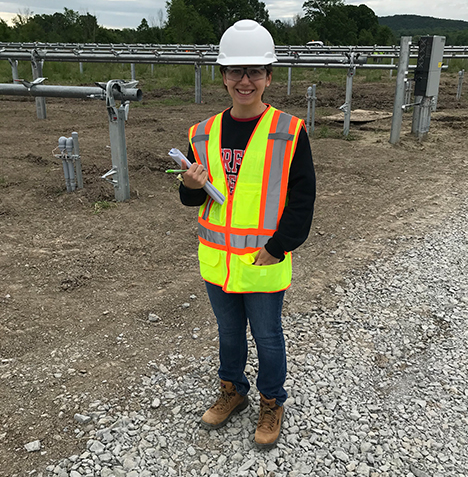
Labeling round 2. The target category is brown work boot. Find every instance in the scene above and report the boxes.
[201,380,249,430]
[254,393,284,449]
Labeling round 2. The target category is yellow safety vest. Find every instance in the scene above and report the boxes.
[189,106,304,293]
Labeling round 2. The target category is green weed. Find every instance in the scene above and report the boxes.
[446,58,468,74]
[93,200,115,214]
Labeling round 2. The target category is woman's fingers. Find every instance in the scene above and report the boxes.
[183,163,208,189]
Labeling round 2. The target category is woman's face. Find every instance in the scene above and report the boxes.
[222,66,272,113]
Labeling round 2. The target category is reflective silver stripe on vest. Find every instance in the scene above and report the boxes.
[198,222,226,246]
[191,118,211,169]
[198,222,271,250]
[202,198,213,220]
[192,134,210,143]
[263,112,296,230]
[230,233,270,249]
[268,132,294,141]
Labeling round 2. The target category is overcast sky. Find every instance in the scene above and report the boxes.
[1,0,468,30]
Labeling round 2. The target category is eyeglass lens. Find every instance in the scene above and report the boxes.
[226,67,266,81]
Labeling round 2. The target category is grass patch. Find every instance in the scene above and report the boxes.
[93,200,115,214]
[446,58,468,74]
[312,124,356,140]
[159,97,188,106]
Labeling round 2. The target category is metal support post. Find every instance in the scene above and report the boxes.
[58,137,71,192]
[31,54,47,119]
[390,58,394,78]
[306,85,316,135]
[414,96,432,139]
[65,137,77,191]
[212,65,215,81]
[456,69,464,100]
[404,78,413,108]
[287,67,292,96]
[340,56,356,137]
[79,62,83,74]
[101,80,138,201]
[106,106,130,201]
[411,95,423,134]
[72,131,83,189]
[8,59,19,83]
[343,68,354,136]
[131,63,136,81]
[151,64,154,75]
[389,37,411,144]
[195,63,202,104]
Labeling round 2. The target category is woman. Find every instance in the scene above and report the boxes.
[179,19,316,449]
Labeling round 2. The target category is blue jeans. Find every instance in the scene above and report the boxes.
[205,281,288,406]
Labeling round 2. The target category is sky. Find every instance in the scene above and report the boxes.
[1,0,468,30]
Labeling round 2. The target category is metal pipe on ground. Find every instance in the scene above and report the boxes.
[0,83,142,101]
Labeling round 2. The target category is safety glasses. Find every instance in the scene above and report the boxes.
[224,66,267,82]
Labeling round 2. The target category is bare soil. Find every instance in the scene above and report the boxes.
[1,73,467,476]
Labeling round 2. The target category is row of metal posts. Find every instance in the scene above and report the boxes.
[18,56,464,112]
[4,45,466,142]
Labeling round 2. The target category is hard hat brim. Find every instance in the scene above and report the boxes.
[217,55,278,66]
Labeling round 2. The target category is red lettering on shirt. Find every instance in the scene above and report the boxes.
[221,148,245,194]
[221,148,232,172]
[227,174,237,194]
[231,149,244,173]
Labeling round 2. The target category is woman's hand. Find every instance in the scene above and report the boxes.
[253,247,280,266]
[182,163,208,189]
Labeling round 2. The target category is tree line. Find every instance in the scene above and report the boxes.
[0,1,466,46]
[379,15,468,46]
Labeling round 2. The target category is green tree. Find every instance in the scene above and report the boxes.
[165,0,217,43]
[0,18,11,41]
[167,0,270,41]
[302,0,344,21]
[12,11,44,41]
[305,3,388,45]
[78,13,99,42]
[374,25,395,45]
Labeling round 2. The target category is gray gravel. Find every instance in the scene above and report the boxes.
[42,200,468,477]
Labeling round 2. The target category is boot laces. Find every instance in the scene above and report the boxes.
[258,404,277,431]
[211,389,235,411]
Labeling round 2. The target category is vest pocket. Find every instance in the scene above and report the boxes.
[227,252,292,293]
[231,184,262,228]
[198,243,227,286]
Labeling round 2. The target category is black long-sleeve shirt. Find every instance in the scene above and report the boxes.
[179,107,316,259]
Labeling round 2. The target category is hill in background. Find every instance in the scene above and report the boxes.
[379,14,468,36]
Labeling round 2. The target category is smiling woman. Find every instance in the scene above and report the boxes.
[176,19,316,450]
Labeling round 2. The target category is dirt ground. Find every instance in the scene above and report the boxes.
[1,73,467,476]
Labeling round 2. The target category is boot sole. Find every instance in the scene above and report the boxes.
[201,395,249,430]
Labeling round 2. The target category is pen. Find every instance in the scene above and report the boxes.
[165,169,187,173]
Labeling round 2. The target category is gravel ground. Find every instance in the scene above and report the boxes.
[36,198,467,477]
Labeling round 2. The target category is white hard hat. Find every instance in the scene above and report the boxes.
[217,19,277,66]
